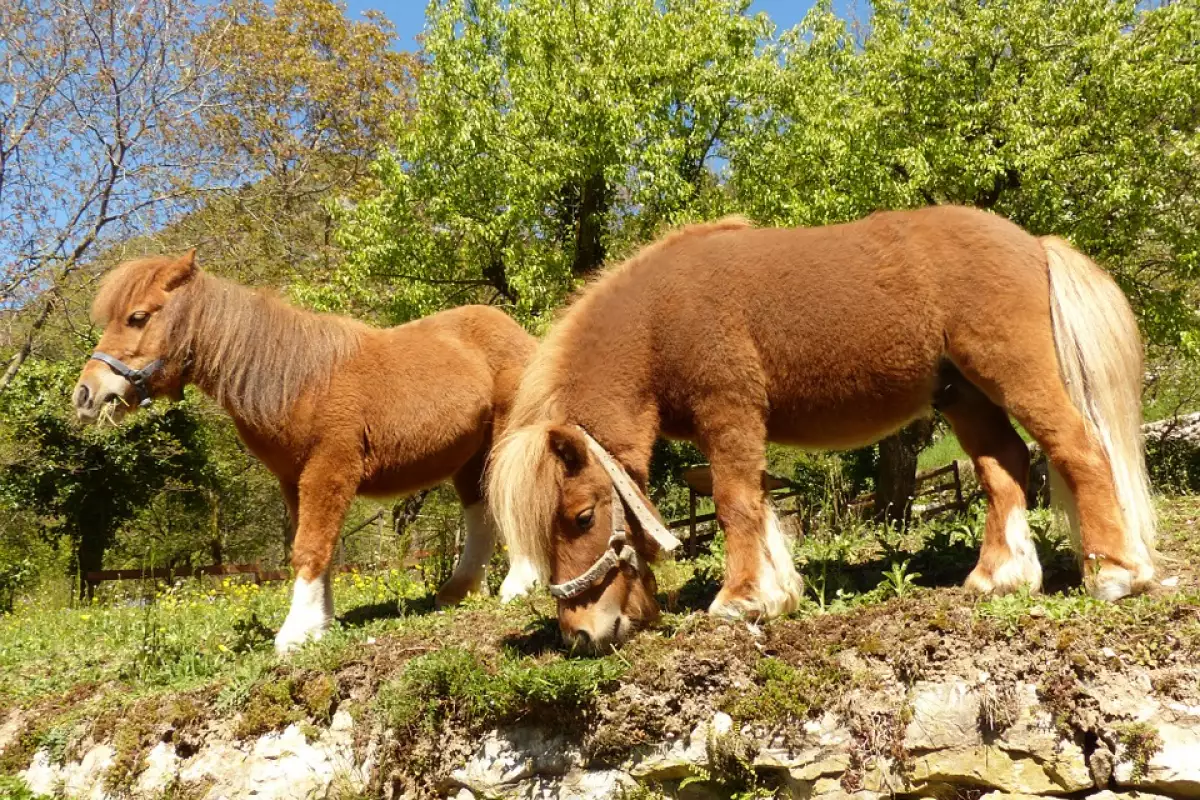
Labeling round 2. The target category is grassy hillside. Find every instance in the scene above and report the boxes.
[2,495,1199,797]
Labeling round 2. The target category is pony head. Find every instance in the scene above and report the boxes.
[73,250,196,423]
[490,422,665,653]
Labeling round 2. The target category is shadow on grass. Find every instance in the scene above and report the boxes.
[501,615,563,657]
[337,593,438,628]
[664,513,1084,614]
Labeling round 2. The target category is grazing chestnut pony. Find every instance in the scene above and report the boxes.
[73,251,535,653]
[489,206,1156,651]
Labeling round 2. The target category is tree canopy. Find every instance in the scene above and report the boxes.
[731,0,1200,352]
[319,0,772,326]
[322,0,1199,352]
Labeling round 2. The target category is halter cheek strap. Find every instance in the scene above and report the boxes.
[548,485,641,599]
[89,352,163,408]
[546,427,682,601]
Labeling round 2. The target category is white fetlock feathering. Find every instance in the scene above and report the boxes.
[275,573,333,655]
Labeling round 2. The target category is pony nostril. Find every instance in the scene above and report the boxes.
[74,385,90,407]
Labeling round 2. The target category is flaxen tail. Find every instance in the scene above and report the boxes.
[1042,237,1155,579]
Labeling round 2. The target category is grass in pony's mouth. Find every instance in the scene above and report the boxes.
[96,396,128,426]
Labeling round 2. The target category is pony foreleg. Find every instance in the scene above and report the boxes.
[703,431,803,622]
[276,572,333,654]
[436,503,498,605]
[275,459,358,655]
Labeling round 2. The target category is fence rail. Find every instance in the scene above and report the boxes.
[670,460,968,554]
[84,549,435,590]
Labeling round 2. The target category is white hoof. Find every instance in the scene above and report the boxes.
[709,591,764,621]
[275,575,333,655]
[964,553,1043,595]
[966,508,1044,595]
[274,621,326,655]
[499,558,539,603]
[708,577,802,622]
[1085,558,1153,602]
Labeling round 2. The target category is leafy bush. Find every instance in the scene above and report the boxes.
[1146,436,1200,494]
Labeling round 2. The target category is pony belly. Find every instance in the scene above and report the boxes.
[766,397,934,452]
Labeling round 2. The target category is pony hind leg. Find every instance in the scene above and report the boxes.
[436,450,499,606]
[699,410,803,621]
[949,337,1153,600]
[276,453,361,655]
[938,373,1041,594]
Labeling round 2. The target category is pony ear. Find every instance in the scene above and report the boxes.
[547,425,589,475]
[162,249,198,291]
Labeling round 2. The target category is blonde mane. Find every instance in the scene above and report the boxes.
[488,216,752,581]
[96,259,366,432]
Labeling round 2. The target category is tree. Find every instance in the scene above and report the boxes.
[0,0,224,392]
[732,0,1200,349]
[0,360,213,588]
[192,0,416,287]
[322,0,773,325]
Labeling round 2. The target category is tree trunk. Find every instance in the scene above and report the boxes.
[76,531,108,599]
[393,490,430,536]
[0,296,52,393]
[209,492,224,565]
[874,418,935,527]
[571,172,610,277]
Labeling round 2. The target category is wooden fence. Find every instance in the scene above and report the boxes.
[84,509,429,591]
[668,460,968,555]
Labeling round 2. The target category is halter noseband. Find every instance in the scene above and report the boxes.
[547,428,682,600]
[89,352,163,408]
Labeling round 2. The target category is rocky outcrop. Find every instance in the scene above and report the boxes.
[11,671,1200,799]
[19,710,368,800]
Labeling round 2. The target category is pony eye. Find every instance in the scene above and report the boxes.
[575,508,595,531]
[127,311,149,326]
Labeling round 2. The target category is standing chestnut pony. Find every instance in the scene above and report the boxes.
[73,251,535,653]
[489,206,1156,652]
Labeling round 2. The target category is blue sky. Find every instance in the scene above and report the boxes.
[341,1,847,49]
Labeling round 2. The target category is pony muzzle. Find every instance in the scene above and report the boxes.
[75,352,163,422]
[549,427,680,649]
[561,609,634,654]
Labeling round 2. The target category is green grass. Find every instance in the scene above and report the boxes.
[917,434,968,470]
[0,569,430,705]
[918,422,1035,470]
[0,775,52,799]
[2,495,1199,792]
[376,647,625,735]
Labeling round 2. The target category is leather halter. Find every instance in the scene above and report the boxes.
[89,352,162,408]
[547,428,682,600]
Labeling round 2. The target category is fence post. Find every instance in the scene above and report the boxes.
[688,488,698,558]
[952,460,964,510]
